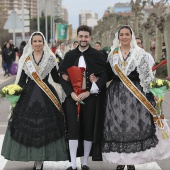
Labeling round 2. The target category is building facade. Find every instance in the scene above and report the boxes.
[39,0,64,19]
[79,11,98,28]
[0,0,37,19]
[41,0,59,16]
[0,0,64,19]
[113,3,131,13]
[62,7,68,23]
[106,3,131,14]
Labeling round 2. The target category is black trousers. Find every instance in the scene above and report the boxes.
[64,94,97,141]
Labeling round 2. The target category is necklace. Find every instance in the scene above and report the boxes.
[123,51,129,56]
[121,47,129,56]
[121,61,128,70]
[121,52,130,70]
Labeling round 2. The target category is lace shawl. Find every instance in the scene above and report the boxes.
[109,48,154,93]
[23,53,56,80]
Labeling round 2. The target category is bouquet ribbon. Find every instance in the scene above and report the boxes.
[153,114,165,129]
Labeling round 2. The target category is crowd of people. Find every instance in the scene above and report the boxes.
[1,25,170,170]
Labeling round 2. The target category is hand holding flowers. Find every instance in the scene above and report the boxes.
[0,84,23,107]
[150,79,170,138]
[150,79,170,98]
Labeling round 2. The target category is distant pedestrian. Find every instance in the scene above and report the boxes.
[67,43,72,51]
[55,42,67,66]
[72,41,78,49]
[135,37,155,68]
[94,42,108,60]
[1,42,13,76]
[51,42,57,54]
[94,42,102,51]
[19,41,26,58]
[9,39,19,62]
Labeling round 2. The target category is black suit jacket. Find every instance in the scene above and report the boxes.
[58,46,108,96]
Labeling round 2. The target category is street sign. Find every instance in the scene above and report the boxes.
[3,10,23,45]
[3,10,23,30]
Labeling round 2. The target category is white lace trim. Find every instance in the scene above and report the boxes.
[136,52,154,93]
[103,120,170,165]
[23,53,56,80]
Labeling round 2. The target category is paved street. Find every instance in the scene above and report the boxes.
[0,67,170,170]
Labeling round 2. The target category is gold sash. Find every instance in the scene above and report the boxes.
[114,64,164,129]
[25,56,63,113]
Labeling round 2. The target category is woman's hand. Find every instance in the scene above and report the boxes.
[90,73,99,83]
[62,74,69,81]
[154,96,159,101]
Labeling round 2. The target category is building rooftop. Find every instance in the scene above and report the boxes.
[114,2,131,8]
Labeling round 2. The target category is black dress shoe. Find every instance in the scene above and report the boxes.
[116,165,125,170]
[127,165,135,170]
[66,166,78,170]
[81,165,89,170]
[33,163,43,170]
[38,163,43,170]
[33,162,36,170]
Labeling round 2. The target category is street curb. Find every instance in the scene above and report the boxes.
[0,76,16,89]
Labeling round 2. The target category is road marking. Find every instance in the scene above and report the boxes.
[44,158,81,169]
[0,135,7,170]
[0,125,7,127]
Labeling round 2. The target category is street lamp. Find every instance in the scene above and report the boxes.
[37,0,40,31]
[50,14,53,43]
[43,0,48,41]
[53,17,56,42]
[22,0,25,40]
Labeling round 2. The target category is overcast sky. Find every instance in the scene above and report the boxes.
[62,0,130,29]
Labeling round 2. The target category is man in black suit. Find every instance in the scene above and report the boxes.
[59,25,108,170]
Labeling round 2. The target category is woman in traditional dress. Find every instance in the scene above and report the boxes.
[1,32,68,170]
[55,42,67,66]
[91,25,170,170]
